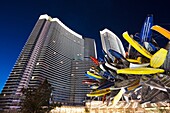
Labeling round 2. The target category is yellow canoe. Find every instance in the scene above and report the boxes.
[123,32,152,59]
[151,25,170,40]
[150,48,167,68]
[87,71,103,79]
[127,58,141,64]
[112,88,126,106]
[117,67,164,74]
[86,88,111,97]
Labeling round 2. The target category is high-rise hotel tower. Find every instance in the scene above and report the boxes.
[0,14,97,111]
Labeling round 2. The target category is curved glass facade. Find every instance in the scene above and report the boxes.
[0,14,96,111]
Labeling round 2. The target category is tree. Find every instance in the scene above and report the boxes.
[20,79,54,113]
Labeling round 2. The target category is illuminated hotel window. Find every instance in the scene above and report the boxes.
[60,61,63,64]
[54,52,56,54]
[32,76,35,80]
[75,67,78,69]
[71,74,74,76]
[3,94,6,96]
[53,40,55,43]
[36,62,39,65]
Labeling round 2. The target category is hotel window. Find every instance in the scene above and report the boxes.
[32,76,35,80]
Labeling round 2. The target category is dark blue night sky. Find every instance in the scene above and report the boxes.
[0,0,170,92]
